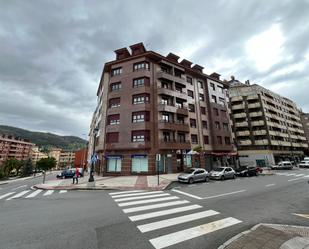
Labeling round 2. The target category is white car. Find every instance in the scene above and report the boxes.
[271,161,293,170]
[298,161,309,168]
[210,167,236,180]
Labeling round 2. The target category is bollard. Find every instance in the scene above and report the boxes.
[43,171,46,184]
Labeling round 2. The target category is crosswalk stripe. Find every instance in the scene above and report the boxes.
[286,173,296,176]
[0,192,15,200]
[288,177,304,181]
[118,196,179,207]
[149,217,242,249]
[137,210,219,233]
[25,190,43,198]
[109,190,145,196]
[59,190,67,194]
[115,193,170,202]
[304,175,309,178]
[7,190,31,200]
[111,191,164,198]
[123,200,190,214]
[129,204,203,221]
[43,190,54,196]
[295,174,304,177]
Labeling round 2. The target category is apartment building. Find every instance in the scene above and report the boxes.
[228,79,307,166]
[48,148,62,169]
[58,151,75,169]
[300,113,309,154]
[31,146,48,165]
[0,134,34,166]
[89,42,235,176]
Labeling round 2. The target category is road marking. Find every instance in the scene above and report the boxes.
[123,200,190,214]
[111,191,163,198]
[109,190,145,196]
[304,175,309,178]
[293,213,309,219]
[288,177,304,181]
[294,174,305,177]
[43,190,54,196]
[265,184,276,187]
[6,190,31,200]
[118,196,179,207]
[202,190,246,199]
[0,192,15,200]
[149,217,242,249]
[286,173,296,176]
[138,210,220,233]
[115,193,170,202]
[11,185,27,190]
[25,190,42,198]
[172,189,203,200]
[59,190,67,194]
[129,204,203,221]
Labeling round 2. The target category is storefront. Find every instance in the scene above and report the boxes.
[131,155,148,173]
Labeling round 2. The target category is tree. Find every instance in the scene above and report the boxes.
[36,157,57,171]
[20,159,33,177]
[3,158,21,176]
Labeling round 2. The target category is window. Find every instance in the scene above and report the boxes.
[199,94,205,101]
[204,136,209,144]
[210,83,215,91]
[109,98,120,108]
[200,107,206,115]
[162,113,170,122]
[187,90,194,98]
[133,61,149,71]
[221,110,227,117]
[111,67,122,76]
[219,97,225,106]
[111,82,121,91]
[190,119,197,128]
[217,136,222,145]
[215,121,221,130]
[133,94,150,104]
[212,95,217,103]
[218,86,224,93]
[175,84,183,93]
[108,114,120,125]
[214,108,219,116]
[198,81,203,89]
[133,77,149,88]
[131,155,148,172]
[106,132,119,143]
[132,130,150,142]
[202,121,208,129]
[186,76,193,85]
[178,133,185,142]
[223,123,229,131]
[189,104,195,113]
[225,137,231,145]
[163,131,171,142]
[132,111,149,123]
[107,156,122,172]
[191,135,198,144]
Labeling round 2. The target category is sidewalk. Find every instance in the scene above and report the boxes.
[33,173,179,191]
[219,223,309,249]
[0,171,54,185]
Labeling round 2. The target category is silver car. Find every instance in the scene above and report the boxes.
[178,168,210,184]
[210,167,236,180]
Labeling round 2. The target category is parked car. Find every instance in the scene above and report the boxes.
[178,168,210,184]
[298,161,309,168]
[235,166,258,177]
[210,167,236,180]
[57,168,83,179]
[271,161,293,170]
[256,167,263,174]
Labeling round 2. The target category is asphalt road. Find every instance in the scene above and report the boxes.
[0,169,308,249]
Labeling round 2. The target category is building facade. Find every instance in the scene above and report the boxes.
[89,43,236,176]
[74,148,88,169]
[31,146,48,165]
[228,80,308,166]
[300,112,309,155]
[0,134,34,166]
[48,148,62,169]
[58,151,75,169]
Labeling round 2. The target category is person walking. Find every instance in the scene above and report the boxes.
[73,167,79,184]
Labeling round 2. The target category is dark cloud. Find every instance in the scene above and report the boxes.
[0,0,308,137]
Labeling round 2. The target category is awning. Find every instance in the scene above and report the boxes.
[187,150,199,155]
[210,152,238,156]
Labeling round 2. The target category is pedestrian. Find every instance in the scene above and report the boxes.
[73,168,79,184]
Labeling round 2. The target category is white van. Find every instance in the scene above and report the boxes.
[271,161,293,170]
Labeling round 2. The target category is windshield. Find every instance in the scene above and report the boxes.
[213,167,225,172]
[184,169,195,174]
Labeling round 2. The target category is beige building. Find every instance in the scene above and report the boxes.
[228,79,308,166]
[58,151,75,169]
[31,146,48,165]
[48,148,62,169]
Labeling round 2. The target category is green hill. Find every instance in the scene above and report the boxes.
[0,125,87,150]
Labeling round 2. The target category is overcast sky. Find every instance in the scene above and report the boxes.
[1,0,309,138]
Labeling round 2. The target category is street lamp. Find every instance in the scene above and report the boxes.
[88,128,99,182]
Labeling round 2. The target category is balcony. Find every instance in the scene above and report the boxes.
[157,71,186,85]
[235,121,248,127]
[253,130,267,136]
[158,120,190,132]
[236,131,250,136]
[231,104,245,110]
[158,103,189,116]
[105,141,151,150]
[157,86,188,100]
[234,113,246,118]
[249,111,263,117]
[251,120,265,126]
[159,139,191,150]
[255,139,269,145]
[247,94,259,100]
[230,96,243,102]
[238,140,252,146]
[248,103,261,109]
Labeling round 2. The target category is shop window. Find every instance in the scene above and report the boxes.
[131,155,148,172]
[107,156,122,172]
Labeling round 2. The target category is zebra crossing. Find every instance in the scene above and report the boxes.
[0,189,67,201]
[274,172,309,179]
[109,190,242,249]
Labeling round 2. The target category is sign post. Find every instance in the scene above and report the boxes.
[156,154,161,186]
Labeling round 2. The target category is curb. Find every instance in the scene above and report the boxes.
[0,181,9,185]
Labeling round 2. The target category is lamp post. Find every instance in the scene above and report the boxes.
[88,128,99,182]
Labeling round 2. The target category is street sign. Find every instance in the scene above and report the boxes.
[156,154,161,162]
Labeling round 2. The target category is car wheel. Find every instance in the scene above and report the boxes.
[221,176,225,181]
[189,178,194,184]
[233,174,236,179]
[204,176,210,182]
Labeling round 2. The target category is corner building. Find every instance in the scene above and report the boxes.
[92,43,235,176]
